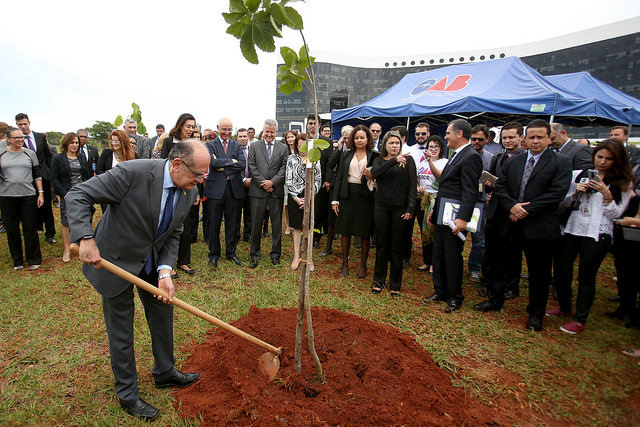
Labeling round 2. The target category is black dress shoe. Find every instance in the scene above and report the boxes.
[609,295,621,302]
[208,259,218,268]
[227,256,243,266]
[177,266,195,275]
[444,302,460,313]
[250,260,259,268]
[46,236,57,244]
[271,258,281,266]
[154,368,201,389]
[118,398,160,421]
[319,248,333,257]
[423,293,448,303]
[526,317,543,332]
[473,300,502,312]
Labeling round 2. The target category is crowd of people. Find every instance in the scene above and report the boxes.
[1,112,640,419]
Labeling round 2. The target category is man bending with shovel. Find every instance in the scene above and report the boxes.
[66,140,210,421]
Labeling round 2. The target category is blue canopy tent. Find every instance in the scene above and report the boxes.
[546,71,640,125]
[330,57,636,139]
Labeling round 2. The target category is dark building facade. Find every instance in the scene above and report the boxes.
[275,21,640,139]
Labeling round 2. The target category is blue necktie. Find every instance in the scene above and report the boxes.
[144,187,176,274]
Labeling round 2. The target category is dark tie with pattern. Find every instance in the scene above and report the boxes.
[267,143,272,160]
[243,147,249,177]
[144,187,176,274]
[518,157,535,202]
[25,135,35,151]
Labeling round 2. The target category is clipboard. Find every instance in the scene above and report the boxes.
[436,197,484,233]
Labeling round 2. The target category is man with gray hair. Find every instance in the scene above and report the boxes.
[124,118,152,159]
[549,123,592,170]
[247,119,289,268]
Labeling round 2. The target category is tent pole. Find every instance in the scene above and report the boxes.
[406,116,410,131]
[549,115,555,123]
[629,123,633,147]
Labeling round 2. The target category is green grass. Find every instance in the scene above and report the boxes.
[1,211,639,425]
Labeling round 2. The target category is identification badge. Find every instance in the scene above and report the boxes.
[582,204,590,216]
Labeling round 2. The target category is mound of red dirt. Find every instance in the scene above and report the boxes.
[175,306,508,425]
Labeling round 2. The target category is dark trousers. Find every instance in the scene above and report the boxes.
[0,196,42,267]
[176,208,193,266]
[207,183,241,261]
[250,197,283,261]
[36,179,55,238]
[101,268,174,402]
[614,229,640,318]
[313,187,330,243]
[483,220,522,304]
[236,193,251,241]
[189,203,200,243]
[432,224,465,304]
[523,237,556,320]
[555,233,611,324]
[373,205,405,291]
[202,199,209,242]
[402,198,424,262]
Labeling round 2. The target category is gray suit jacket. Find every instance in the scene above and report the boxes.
[559,139,592,170]
[134,134,152,159]
[66,159,197,297]
[247,139,288,199]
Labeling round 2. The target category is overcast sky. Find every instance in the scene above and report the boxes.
[1,0,638,134]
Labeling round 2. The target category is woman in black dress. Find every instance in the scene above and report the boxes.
[51,132,90,262]
[331,125,378,278]
[367,131,417,296]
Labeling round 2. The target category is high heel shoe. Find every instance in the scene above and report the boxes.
[340,263,349,277]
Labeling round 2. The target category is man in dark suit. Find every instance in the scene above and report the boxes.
[550,123,592,170]
[15,113,56,243]
[313,121,334,249]
[124,119,151,159]
[248,119,289,268]
[66,140,207,421]
[203,117,245,267]
[475,121,526,310]
[235,128,252,242]
[150,124,165,153]
[424,119,483,313]
[493,120,571,331]
[77,129,99,176]
[610,125,640,166]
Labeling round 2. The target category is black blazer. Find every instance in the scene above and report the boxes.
[558,139,592,170]
[160,136,176,159]
[80,144,100,176]
[432,144,483,222]
[494,149,571,239]
[203,137,246,199]
[31,132,53,181]
[331,149,379,201]
[96,149,138,175]
[51,153,91,197]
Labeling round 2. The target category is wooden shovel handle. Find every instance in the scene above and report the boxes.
[71,244,281,356]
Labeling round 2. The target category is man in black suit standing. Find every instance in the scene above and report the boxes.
[248,119,289,268]
[77,129,99,176]
[493,119,571,331]
[475,121,526,310]
[15,113,56,244]
[235,128,252,242]
[203,117,245,267]
[424,119,483,313]
[550,123,592,170]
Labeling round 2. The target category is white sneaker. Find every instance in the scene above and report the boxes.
[13,265,24,270]
[28,264,40,271]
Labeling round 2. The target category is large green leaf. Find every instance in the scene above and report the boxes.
[283,6,303,29]
[270,3,291,26]
[251,13,276,52]
[269,15,283,37]
[289,64,306,79]
[240,29,259,64]
[243,0,261,12]
[293,80,303,92]
[279,79,295,95]
[280,46,297,67]
[222,12,246,24]
[308,147,321,163]
[297,53,314,70]
[229,0,248,12]
[300,141,308,153]
[226,21,246,38]
[113,115,123,129]
[314,138,330,150]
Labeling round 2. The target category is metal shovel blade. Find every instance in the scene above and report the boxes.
[257,352,280,381]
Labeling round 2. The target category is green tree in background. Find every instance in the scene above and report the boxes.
[45,131,64,146]
[87,121,115,149]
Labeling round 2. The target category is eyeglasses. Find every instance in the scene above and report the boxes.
[7,136,24,140]
[415,132,428,136]
[470,137,487,142]
[370,129,381,133]
[109,139,120,143]
[181,160,208,179]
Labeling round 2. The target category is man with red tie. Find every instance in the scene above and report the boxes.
[15,113,56,244]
